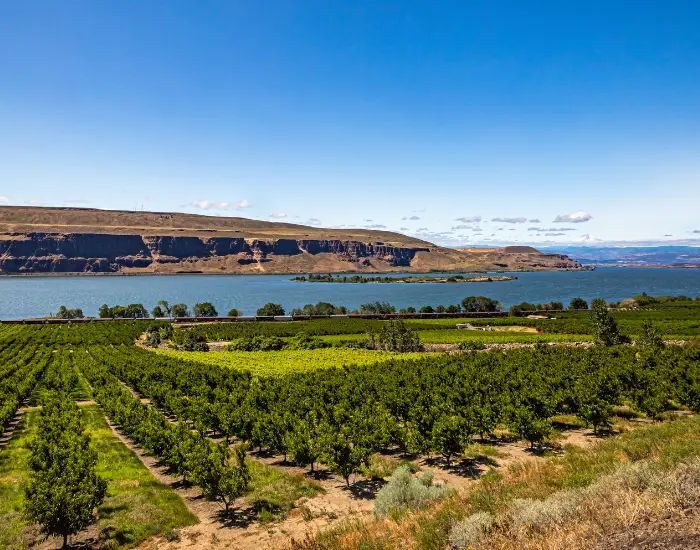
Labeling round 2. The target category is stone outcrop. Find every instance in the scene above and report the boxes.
[0,232,432,273]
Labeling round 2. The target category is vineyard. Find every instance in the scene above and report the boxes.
[0,300,698,549]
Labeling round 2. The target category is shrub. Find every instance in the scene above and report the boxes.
[55,306,84,319]
[372,320,423,352]
[171,329,209,351]
[359,301,396,314]
[170,303,190,318]
[508,490,583,533]
[569,297,588,310]
[461,296,501,313]
[374,465,449,517]
[291,302,348,316]
[448,511,495,549]
[144,324,173,348]
[98,303,148,318]
[193,302,218,318]
[458,341,486,351]
[228,335,285,351]
[286,332,329,350]
[257,303,285,316]
[509,302,537,315]
[227,308,239,317]
[591,298,626,345]
[637,320,665,348]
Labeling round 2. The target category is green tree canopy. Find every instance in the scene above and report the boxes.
[194,302,218,318]
[256,303,285,316]
[25,397,107,549]
[461,296,501,313]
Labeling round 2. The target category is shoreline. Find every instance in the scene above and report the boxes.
[0,267,592,279]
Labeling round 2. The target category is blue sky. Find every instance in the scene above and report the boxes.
[1,1,699,246]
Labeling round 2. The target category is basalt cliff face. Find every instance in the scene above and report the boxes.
[0,232,429,273]
[0,207,585,274]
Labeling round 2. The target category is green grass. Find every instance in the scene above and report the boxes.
[0,413,36,550]
[84,405,197,546]
[0,406,197,550]
[318,329,591,345]
[155,348,426,376]
[245,459,322,523]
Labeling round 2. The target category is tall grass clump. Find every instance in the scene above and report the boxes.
[447,511,495,549]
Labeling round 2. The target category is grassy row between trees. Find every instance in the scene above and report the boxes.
[0,405,196,550]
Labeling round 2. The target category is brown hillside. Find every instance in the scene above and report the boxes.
[0,206,585,274]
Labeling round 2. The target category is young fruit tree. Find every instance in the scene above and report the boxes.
[25,399,107,549]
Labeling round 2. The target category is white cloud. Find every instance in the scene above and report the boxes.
[402,215,421,221]
[528,226,576,232]
[191,199,251,210]
[270,212,288,218]
[365,224,386,229]
[455,216,481,223]
[24,200,44,205]
[491,216,526,224]
[0,196,10,204]
[545,232,566,236]
[399,227,409,231]
[451,224,474,230]
[693,230,700,234]
[553,211,592,223]
[364,218,373,222]
[529,218,540,223]
[307,218,322,226]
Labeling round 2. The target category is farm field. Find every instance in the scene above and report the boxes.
[180,302,700,345]
[0,298,698,549]
[156,348,427,376]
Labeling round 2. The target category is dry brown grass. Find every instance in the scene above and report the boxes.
[464,458,700,550]
[292,416,700,550]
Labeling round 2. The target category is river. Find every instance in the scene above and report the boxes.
[0,268,698,319]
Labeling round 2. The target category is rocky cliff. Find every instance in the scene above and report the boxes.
[0,207,585,274]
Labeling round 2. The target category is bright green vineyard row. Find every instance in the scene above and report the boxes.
[155,347,427,376]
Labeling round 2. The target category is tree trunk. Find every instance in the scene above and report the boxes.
[63,533,68,549]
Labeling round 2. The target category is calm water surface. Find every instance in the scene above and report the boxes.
[0,268,698,319]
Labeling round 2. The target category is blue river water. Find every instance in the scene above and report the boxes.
[0,268,698,319]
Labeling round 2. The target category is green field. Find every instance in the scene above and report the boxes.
[0,406,197,550]
[317,329,592,345]
[179,302,700,345]
[156,347,427,376]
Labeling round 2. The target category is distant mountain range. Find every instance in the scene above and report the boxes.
[538,246,700,267]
